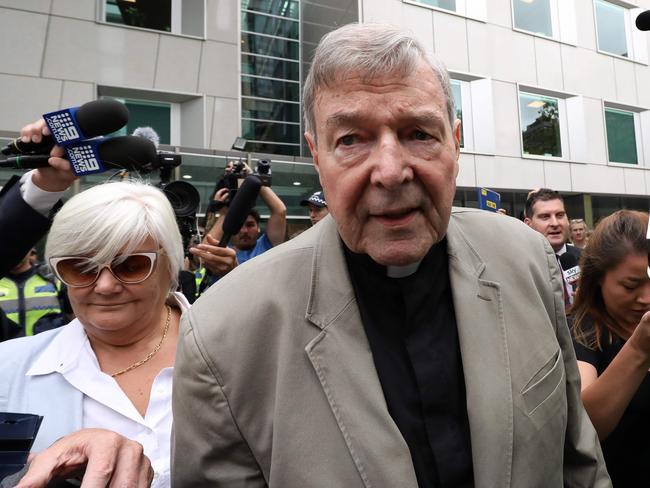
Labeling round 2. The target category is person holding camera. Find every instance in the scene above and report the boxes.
[206,161,286,263]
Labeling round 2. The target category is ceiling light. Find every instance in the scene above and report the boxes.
[182,174,193,179]
[293,181,301,186]
[527,100,545,108]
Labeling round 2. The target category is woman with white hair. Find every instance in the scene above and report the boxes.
[0,179,188,487]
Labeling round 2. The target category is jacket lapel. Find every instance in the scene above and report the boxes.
[304,218,418,488]
[446,217,513,488]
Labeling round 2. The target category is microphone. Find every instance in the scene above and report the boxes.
[218,175,262,248]
[0,136,158,176]
[1,99,129,156]
[636,10,650,31]
[559,252,581,288]
[132,126,160,149]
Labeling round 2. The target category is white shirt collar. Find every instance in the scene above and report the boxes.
[555,243,568,256]
[27,292,190,377]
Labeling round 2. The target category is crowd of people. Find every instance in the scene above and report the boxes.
[1,21,648,488]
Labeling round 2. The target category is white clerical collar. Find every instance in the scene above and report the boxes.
[386,260,422,278]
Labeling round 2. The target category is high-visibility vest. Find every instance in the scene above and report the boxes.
[0,273,62,336]
[195,267,206,298]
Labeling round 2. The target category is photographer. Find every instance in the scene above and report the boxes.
[199,162,286,292]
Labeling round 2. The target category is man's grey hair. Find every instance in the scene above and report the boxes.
[303,23,456,141]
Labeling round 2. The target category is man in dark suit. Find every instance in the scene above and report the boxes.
[0,120,76,278]
[524,188,581,307]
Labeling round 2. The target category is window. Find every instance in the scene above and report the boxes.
[519,92,564,158]
[241,1,301,156]
[103,0,205,37]
[511,0,577,43]
[594,1,631,58]
[109,99,174,145]
[405,0,486,19]
[448,74,495,154]
[513,0,553,37]
[605,107,638,164]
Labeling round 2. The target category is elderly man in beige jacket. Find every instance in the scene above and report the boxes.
[172,23,610,488]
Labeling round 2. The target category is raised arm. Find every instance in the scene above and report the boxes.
[259,186,286,247]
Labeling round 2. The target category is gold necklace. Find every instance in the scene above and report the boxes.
[111,305,172,378]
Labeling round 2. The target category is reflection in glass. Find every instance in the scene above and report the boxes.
[241,0,299,19]
[595,0,628,57]
[513,0,553,37]
[241,11,299,39]
[242,119,301,142]
[241,76,300,101]
[410,0,456,11]
[242,54,299,81]
[246,141,301,156]
[605,108,637,164]
[450,80,464,148]
[241,32,300,59]
[242,98,300,123]
[105,0,171,32]
[519,93,562,157]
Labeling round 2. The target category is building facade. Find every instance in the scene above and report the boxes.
[1,0,650,226]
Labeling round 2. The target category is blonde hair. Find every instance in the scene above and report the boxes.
[45,180,184,291]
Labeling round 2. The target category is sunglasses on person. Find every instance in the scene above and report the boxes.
[49,251,160,288]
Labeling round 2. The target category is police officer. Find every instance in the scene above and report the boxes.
[0,249,66,341]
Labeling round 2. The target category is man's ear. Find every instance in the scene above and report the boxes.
[304,132,319,173]
[524,217,532,227]
[453,118,461,154]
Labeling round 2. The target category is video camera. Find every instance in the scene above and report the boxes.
[155,151,200,256]
[213,159,272,207]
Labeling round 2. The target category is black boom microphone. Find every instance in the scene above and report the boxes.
[1,99,129,156]
[0,136,158,173]
[637,10,650,31]
[218,175,263,248]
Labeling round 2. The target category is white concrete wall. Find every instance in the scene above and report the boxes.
[0,0,239,150]
[362,0,650,196]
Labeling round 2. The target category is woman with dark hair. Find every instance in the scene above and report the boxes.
[571,209,650,487]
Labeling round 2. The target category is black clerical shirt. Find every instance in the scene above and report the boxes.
[344,241,474,488]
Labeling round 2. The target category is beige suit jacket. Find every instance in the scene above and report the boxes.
[172,208,610,487]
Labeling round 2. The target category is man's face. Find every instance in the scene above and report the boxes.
[308,204,329,226]
[232,215,260,251]
[570,222,586,243]
[304,61,461,266]
[525,198,569,252]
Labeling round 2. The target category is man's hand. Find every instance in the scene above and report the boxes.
[190,234,238,277]
[20,119,77,192]
[15,429,153,488]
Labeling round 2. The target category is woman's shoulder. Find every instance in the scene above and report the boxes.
[0,327,66,366]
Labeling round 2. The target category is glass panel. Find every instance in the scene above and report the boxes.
[242,54,299,81]
[409,0,456,11]
[242,76,300,102]
[242,119,301,143]
[519,92,562,157]
[242,98,300,123]
[106,98,172,145]
[242,10,299,39]
[105,0,171,32]
[605,108,637,164]
[241,32,299,59]
[450,80,464,148]
[513,0,553,37]
[241,0,299,19]
[245,141,301,156]
[595,0,628,57]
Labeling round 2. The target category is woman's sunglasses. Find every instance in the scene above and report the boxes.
[49,252,159,288]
